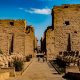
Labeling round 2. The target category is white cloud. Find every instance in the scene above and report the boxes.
[25,8,51,15]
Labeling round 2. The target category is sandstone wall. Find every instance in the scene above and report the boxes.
[0,20,26,55]
[13,34,25,55]
[46,28,54,59]
[53,4,80,56]
[0,20,35,57]
[1,67,15,77]
[25,26,35,57]
[0,20,26,28]
[0,33,9,55]
[34,37,38,51]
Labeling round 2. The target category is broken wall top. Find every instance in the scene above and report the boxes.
[52,4,80,15]
[0,19,26,29]
[53,4,80,10]
[44,26,53,35]
[25,25,34,35]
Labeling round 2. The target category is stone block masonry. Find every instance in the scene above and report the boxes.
[45,27,54,60]
[0,20,35,57]
[53,4,80,56]
[25,26,35,57]
[42,4,80,60]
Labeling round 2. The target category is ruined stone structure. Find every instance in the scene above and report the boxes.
[41,35,46,54]
[41,26,54,60]
[34,37,38,53]
[53,4,80,56]
[0,20,35,56]
[42,4,80,60]
[45,27,54,59]
[25,25,35,56]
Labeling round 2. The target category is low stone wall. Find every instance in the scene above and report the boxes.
[66,66,80,73]
[0,72,9,80]
[0,67,15,77]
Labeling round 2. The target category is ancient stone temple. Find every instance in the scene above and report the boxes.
[45,27,54,59]
[41,26,54,60]
[42,4,80,60]
[34,37,38,53]
[0,20,35,56]
[53,4,80,56]
[25,25,35,57]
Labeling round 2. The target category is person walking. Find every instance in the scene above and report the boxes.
[38,56,40,62]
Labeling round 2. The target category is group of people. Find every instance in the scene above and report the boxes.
[37,53,47,62]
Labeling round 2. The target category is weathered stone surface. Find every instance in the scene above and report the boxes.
[0,20,35,57]
[53,4,80,56]
[42,4,80,60]
[46,27,54,59]
[25,26,35,56]
[41,26,54,60]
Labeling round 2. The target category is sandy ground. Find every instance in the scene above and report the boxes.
[8,58,64,80]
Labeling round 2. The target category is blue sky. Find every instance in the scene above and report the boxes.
[0,0,80,41]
